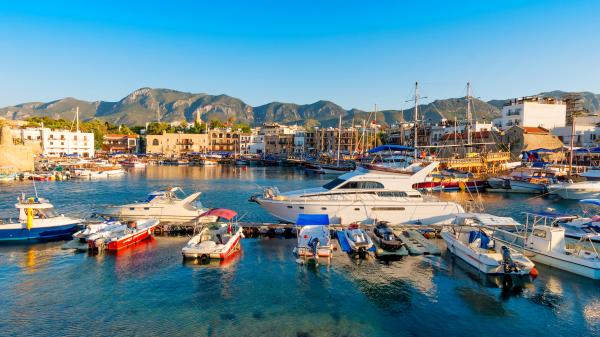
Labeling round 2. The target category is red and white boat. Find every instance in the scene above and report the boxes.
[87,218,159,251]
[181,209,243,260]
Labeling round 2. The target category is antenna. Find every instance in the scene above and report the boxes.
[32,178,38,198]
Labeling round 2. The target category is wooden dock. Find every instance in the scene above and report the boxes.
[155,221,442,237]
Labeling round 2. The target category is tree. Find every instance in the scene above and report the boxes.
[209,119,225,129]
[304,118,320,131]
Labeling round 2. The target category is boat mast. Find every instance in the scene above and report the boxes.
[569,116,575,175]
[413,81,419,158]
[76,106,80,132]
[337,114,342,165]
[466,82,473,146]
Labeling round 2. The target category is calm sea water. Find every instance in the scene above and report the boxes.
[0,166,599,337]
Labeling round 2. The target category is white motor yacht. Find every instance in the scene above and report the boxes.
[255,162,464,225]
[100,187,217,223]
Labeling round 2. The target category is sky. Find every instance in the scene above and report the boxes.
[0,0,598,111]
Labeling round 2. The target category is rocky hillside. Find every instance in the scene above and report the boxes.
[1,88,597,127]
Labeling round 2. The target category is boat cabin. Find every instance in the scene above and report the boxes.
[15,197,58,221]
[526,226,567,253]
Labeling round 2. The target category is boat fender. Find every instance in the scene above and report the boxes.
[26,208,33,230]
[529,267,539,278]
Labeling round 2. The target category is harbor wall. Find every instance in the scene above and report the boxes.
[0,126,34,172]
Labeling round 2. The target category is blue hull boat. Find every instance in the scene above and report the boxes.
[0,223,79,242]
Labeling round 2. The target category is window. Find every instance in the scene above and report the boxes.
[377,191,408,197]
[339,181,384,189]
[144,207,150,210]
[299,206,304,210]
[321,207,327,210]
[287,206,293,209]
[152,139,159,146]
[533,229,547,239]
[323,178,346,190]
[129,207,135,211]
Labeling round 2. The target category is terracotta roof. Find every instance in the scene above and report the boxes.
[521,127,549,135]
[104,134,139,139]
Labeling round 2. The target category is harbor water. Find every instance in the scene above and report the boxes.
[0,166,599,337]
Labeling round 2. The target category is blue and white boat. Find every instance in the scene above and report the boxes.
[0,195,82,241]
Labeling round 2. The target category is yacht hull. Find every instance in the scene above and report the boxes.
[257,199,463,225]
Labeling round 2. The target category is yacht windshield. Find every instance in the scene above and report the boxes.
[323,178,346,190]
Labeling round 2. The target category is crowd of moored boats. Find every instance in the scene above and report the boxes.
[2,155,600,283]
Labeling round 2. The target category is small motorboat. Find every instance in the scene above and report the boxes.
[490,212,600,279]
[0,194,82,242]
[372,222,403,251]
[294,214,332,263]
[182,209,243,260]
[548,181,600,199]
[63,220,125,250]
[304,163,325,174]
[343,223,374,254]
[87,218,159,251]
[441,219,535,276]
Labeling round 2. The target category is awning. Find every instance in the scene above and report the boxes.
[368,145,415,153]
[295,214,329,226]
[200,208,237,220]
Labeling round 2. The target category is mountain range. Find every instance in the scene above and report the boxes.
[1,88,598,127]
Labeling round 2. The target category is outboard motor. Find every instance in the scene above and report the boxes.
[501,246,518,274]
[308,237,320,258]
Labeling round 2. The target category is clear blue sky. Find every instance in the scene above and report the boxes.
[0,0,598,110]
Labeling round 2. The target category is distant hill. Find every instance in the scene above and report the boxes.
[1,87,598,127]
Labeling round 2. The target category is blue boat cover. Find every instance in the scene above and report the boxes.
[296,214,329,226]
[336,231,352,252]
[368,144,415,153]
[580,199,600,207]
[574,147,600,153]
[468,231,490,249]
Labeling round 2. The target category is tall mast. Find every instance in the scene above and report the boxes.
[337,114,342,165]
[75,106,80,132]
[374,104,378,148]
[466,82,473,146]
[413,81,419,158]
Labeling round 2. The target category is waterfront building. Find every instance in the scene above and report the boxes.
[305,127,360,155]
[146,132,209,156]
[102,134,140,154]
[494,96,566,130]
[11,127,95,157]
[552,116,600,147]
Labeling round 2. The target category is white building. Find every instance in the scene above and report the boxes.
[11,127,95,157]
[293,130,306,154]
[494,96,566,130]
[552,115,600,147]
